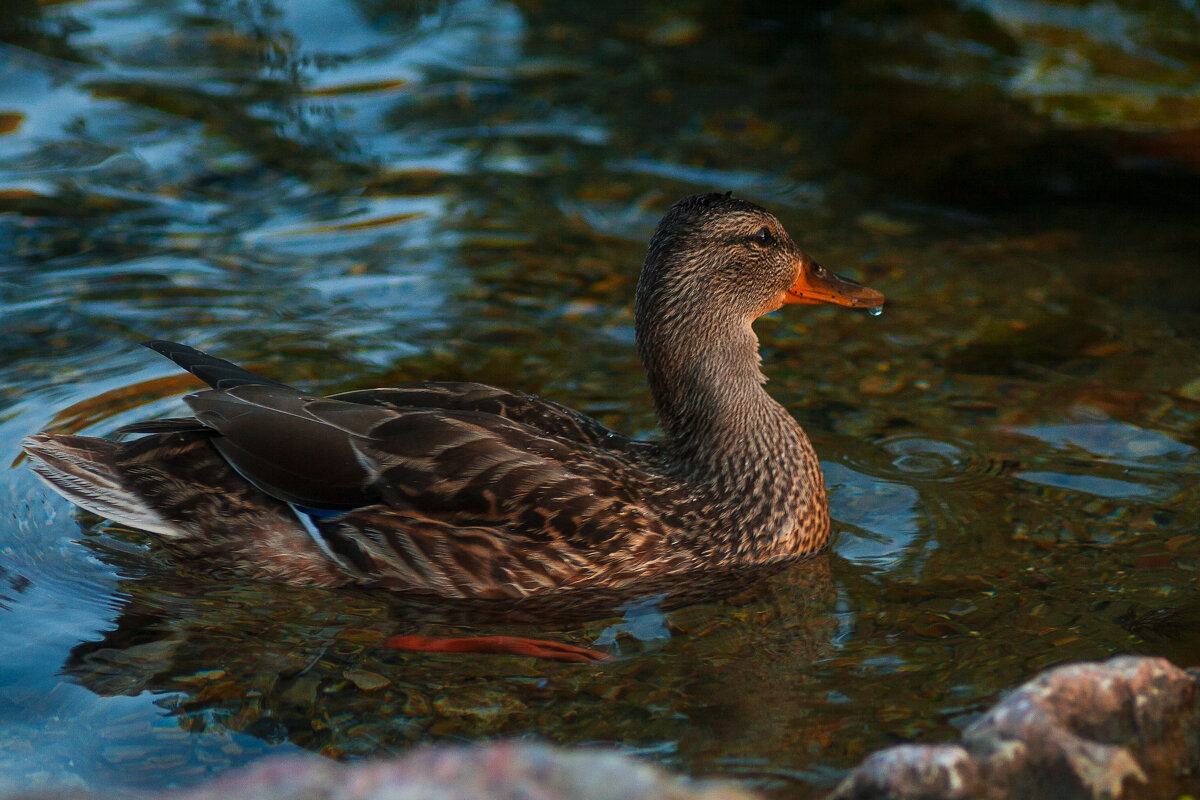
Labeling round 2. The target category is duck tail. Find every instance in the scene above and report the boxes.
[141,340,289,391]
[21,433,180,537]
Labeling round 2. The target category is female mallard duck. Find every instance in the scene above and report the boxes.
[24,193,883,599]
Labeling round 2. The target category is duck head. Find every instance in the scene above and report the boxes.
[633,193,885,456]
[635,192,884,353]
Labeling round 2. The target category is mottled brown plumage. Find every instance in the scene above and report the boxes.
[23,193,883,599]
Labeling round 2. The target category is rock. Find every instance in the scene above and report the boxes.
[831,655,1200,800]
[832,744,981,799]
[169,742,755,800]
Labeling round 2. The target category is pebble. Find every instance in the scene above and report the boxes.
[344,670,390,692]
[647,17,703,47]
[1176,377,1200,401]
[858,375,905,395]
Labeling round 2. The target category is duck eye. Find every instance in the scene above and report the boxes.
[751,226,774,246]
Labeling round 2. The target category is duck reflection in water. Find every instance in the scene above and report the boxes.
[62,549,838,756]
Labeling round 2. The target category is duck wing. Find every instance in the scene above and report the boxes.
[331,383,639,453]
[182,385,666,521]
[133,342,666,524]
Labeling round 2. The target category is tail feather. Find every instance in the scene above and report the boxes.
[141,340,288,391]
[22,434,180,537]
[115,417,211,436]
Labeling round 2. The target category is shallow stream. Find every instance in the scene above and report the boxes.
[1,1,1198,797]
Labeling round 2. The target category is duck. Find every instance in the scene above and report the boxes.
[23,193,883,600]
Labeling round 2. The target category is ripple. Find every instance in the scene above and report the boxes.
[880,434,972,479]
[608,157,826,209]
[848,433,1008,489]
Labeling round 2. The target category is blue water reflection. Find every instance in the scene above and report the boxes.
[827,462,922,568]
[1004,410,1196,501]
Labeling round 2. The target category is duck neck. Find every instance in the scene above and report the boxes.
[637,316,829,557]
[640,321,775,469]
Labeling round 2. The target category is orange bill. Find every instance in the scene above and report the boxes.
[783,257,884,308]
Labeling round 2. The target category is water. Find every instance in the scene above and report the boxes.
[1,1,1198,797]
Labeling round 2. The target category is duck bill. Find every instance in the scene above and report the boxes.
[783,260,885,308]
